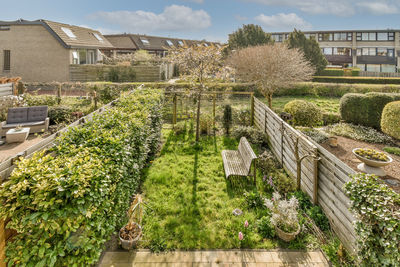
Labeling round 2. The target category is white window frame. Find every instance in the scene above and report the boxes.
[61,27,76,39]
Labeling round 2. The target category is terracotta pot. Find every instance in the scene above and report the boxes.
[119,222,142,250]
[275,223,301,242]
[328,136,338,147]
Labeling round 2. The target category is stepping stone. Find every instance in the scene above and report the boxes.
[385,179,400,186]
[232,208,242,216]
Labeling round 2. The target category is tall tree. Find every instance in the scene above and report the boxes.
[228,44,315,108]
[224,24,273,55]
[167,45,223,143]
[286,29,328,74]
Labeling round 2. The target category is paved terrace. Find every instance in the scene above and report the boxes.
[99,249,329,267]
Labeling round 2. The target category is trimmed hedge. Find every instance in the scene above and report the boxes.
[319,69,344,76]
[313,76,400,84]
[0,89,163,266]
[340,92,400,128]
[381,101,400,139]
[284,100,323,127]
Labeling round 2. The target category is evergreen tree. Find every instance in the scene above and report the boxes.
[286,29,327,75]
[224,24,273,55]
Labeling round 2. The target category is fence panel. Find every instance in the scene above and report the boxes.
[359,71,400,77]
[0,83,13,97]
[254,97,357,252]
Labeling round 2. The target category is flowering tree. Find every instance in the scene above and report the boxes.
[228,44,315,108]
[167,45,223,142]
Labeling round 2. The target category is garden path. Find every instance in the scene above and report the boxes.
[99,249,329,266]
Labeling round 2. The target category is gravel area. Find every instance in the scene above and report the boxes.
[0,134,48,163]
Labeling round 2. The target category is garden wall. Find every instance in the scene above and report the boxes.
[253,97,357,253]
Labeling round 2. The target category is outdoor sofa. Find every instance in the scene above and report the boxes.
[1,106,49,136]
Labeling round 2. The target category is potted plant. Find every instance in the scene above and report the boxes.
[353,148,393,177]
[264,192,300,242]
[119,194,144,250]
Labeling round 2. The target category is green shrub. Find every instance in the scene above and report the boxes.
[173,121,187,135]
[243,190,264,209]
[383,146,400,156]
[97,85,122,103]
[298,127,330,144]
[344,173,400,266]
[48,106,73,125]
[319,69,344,76]
[351,68,360,77]
[284,100,323,127]
[257,215,275,238]
[0,89,163,266]
[340,92,400,128]
[313,76,400,84]
[381,101,400,140]
[222,104,233,135]
[324,123,394,144]
[23,94,58,106]
[231,126,268,147]
[200,113,213,135]
[322,112,341,125]
[271,170,296,194]
[234,107,251,126]
[257,150,280,175]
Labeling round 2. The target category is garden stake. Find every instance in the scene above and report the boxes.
[250,93,254,126]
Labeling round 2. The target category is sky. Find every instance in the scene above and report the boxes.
[1,0,400,42]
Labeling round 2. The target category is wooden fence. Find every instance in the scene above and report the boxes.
[253,97,357,252]
[0,83,13,97]
[360,71,400,77]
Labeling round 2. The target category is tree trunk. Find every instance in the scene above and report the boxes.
[195,92,201,143]
[267,94,272,108]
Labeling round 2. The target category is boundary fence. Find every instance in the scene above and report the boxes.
[0,84,13,97]
[253,97,357,252]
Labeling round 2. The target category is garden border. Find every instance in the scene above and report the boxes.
[253,97,357,253]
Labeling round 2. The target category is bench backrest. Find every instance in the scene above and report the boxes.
[238,137,257,174]
[7,106,48,124]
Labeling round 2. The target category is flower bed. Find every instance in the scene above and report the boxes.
[0,89,163,266]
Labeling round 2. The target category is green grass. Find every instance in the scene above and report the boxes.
[270,96,340,114]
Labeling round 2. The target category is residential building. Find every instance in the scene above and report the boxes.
[103,33,220,57]
[270,30,400,73]
[0,19,113,82]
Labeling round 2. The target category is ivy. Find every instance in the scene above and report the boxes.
[0,89,163,266]
[344,173,400,266]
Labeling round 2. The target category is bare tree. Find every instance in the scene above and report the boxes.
[228,44,315,107]
[168,45,223,143]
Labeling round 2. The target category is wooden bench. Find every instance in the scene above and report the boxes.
[221,137,257,183]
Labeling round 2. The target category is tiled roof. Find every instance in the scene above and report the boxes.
[105,35,138,50]
[0,19,113,49]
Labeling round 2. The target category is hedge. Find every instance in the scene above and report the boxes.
[340,92,400,128]
[381,101,400,139]
[319,69,344,76]
[313,76,400,84]
[283,100,323,127]
[0,88,163,266]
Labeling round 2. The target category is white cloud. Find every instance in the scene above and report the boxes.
[182,0,204,3]
[255,13,312,31]
[246,0,355,16]
[357,2,399,15]
[89,5,211,33]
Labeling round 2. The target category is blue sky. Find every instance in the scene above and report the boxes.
[2,0,400,42]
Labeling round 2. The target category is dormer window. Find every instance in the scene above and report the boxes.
[61,27,76,39]
[178,40,184,46]
[204,43,209,47]
[166,40,174,46]
[93,33,104,42]
[140,38,150,45]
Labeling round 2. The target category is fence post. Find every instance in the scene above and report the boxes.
[172,94,177,125]
[312,147,319,205]
[280,121,284,165]
[250,93,255,126]
[213,94,216,131]
[0,219,5,267]
[295,137,301,190]
[264,109,267,133]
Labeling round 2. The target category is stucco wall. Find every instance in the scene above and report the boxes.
[0,25,70,82]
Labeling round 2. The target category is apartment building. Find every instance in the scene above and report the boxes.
[270,30,400,73]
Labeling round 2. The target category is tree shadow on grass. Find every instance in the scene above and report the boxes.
[226,175,257,198]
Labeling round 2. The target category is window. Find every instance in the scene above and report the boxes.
[178,40,184,46]
[272,34,282,42]
[388,49,394,57]
[322,47,332,55]
[72,51,79,64]
[203,43,209,47]
[61,27,76,39]
[333,47,351,56]
[357,32,395,41]
[377,32,388,41]
[334,33,347,41]
[304,33,316,39]
[381,64,396,72]
[3,50,10,71]
[366,64,381,72]
[93,33,103,42]
[347,32,353,41]
[166,40,174,46]
[319,33,333,41]
[388,32,395,41]
[79,49,86,65]
[140,38,150,45]
[356,32,362,41]
[0,25,10,31]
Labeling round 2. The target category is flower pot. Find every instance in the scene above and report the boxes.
[328,136,338,147]
[119,222,142,250]
[275,223,300,242]
[352,148,393,177]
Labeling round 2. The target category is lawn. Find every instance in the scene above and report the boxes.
[271,96,340,114]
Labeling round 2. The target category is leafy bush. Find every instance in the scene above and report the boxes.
[222,104,232,135]
[324,123,395,144]
[173,121,187,135]
[97,85,122,103]
[243,190,264,209]
[264,192,299,233]
[100,66,136,82]
[298,127,330,144]
[319,69,344,77]
[344,173,400,266]
[284,100,323,127]
[257,150,280,175]
[23,93,58,106]
[313,76,400,84]
[257,215,275,238]
[383,146,400,156]
[272,171,296,195]
[48,106,73,125]
[234,108,251,126]
[231,126,267,147]
[381,101,400,140]
[200,113,213,135]
[322,112,341,125]
[0,95,24,121]
[0,89,163,266]
[340,92,400,128]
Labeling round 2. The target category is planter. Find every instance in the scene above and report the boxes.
[328,136,338,147]
[275,223,301,242]
[119,222,142,250]
[352,148,393,177]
